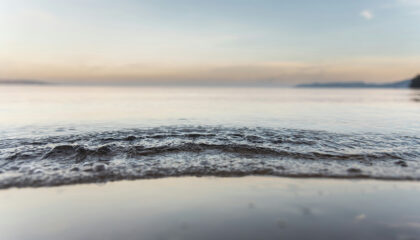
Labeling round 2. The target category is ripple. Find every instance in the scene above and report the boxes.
[0,126,419,188]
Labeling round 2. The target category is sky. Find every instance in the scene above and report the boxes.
[1,0,420,85]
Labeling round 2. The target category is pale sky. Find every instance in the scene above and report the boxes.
[1,0,419,84]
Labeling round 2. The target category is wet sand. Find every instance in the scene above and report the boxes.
[1,177,420,240]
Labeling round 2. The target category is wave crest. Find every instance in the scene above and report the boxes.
[1,126,419,188]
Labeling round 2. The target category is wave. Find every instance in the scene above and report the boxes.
[1,126,419,188]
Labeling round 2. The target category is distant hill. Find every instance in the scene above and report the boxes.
[296,80,411,89]
[0,79,50,85]
[409,75,420,88]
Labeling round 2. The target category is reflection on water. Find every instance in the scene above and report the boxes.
[0,177,419,240]
[410,89,420,102]
[1,86,420,137]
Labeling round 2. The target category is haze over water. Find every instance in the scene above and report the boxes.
[1,86,420,134]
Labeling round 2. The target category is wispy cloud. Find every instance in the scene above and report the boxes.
[397,0,420,6]
[360,10,374,20]
[396,0,420,14]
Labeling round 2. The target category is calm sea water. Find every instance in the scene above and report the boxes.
[0,86,419,188]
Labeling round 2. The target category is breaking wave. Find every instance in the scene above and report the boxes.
[1,126,419,188]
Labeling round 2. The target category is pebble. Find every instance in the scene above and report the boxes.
[93,163,107,172]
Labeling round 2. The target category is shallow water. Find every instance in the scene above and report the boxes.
[1,177,420,240]
[0,86,419,188]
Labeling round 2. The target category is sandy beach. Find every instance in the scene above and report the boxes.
[1,176,419,240]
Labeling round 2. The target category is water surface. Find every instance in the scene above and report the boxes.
[1,86,419,187]
[1,177,419,240]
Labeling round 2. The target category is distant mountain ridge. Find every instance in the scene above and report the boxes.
[0,79,50,85]
[410,75,420,88]
[1,75,419,88]
[296,79,411,89]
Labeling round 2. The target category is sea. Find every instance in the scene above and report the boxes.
[1,85,419,188]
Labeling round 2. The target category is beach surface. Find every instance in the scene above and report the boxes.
[1,176,420,240]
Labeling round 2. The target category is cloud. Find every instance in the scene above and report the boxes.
[396,0,420,14]
[397,0,420,6]
[360,10,374,20]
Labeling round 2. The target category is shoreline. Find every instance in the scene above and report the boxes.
[2,173,420,190]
